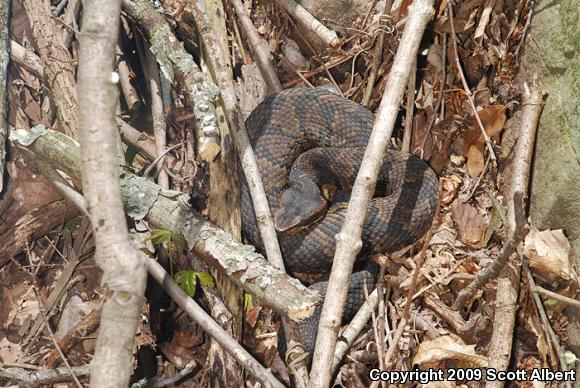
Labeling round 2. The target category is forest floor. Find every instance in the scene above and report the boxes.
[0,0,577,387]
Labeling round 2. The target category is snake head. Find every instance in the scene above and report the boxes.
[275,180,328,234]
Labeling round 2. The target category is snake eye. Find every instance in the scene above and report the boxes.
[321,183,337,201]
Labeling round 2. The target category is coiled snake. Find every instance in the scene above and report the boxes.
[241,88,439,358]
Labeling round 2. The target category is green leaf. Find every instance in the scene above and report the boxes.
[171,233,187,252]
[149,229,171,245]
[175,270,197,297]
[544,298,559,306]
[195,272,215,288]
[244,293,253,311]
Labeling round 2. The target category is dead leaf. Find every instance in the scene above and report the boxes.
[451,201,490,248]
[523,229,576,282]
[412,335,488,367]
[455,105,507,177]
[440,175,462,206]
[0,337,22,363]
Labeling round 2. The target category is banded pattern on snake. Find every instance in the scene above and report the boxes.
[241,88,439,357]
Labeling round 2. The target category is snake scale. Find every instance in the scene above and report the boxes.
[240,88,439,358]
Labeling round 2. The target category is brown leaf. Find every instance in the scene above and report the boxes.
[412,335,488,367]
[523,229,576,282]
[466,144,485,177]
[0,337,22,363]
[455,105,507,177]
[451,201,489,248]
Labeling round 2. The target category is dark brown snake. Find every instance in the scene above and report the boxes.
[241,88,439,359]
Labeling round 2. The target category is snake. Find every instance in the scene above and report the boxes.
[240,88,439,359]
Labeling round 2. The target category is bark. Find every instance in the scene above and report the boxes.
[0,0,8,192]
[22,0,78,138]
[122,0,221,161]
[485,82,546,388]
[76,0,148,385]
[0,145,78,262]
[13,126,321,322]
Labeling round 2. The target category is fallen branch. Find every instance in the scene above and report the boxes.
[524,264,573,388]
[535,286,580,310]
[453,82,546,310]
[143,43,169,189]
[483,81,546,388]
[77,0,148,385]
[308,1,435,386]
[0,364,90,387]
[13,126,321,322]
[122,0,221,161]
[0,1,9,193]
[22,0,78,138]
[229,0,283,94]
[188,2,310,383]
[274,0,341,49]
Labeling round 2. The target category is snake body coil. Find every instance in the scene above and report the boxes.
[241,88,439,356]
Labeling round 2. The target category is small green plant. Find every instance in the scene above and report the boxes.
[175,270,215,297]
[146,229,187,276]
[145,229,214,295]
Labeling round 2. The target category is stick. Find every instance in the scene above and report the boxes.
[447,2,496,164]
[77,0,148,385]
[188,2,311,383]
[524,264,573,388]
[0,364,90,386]
[453,82,546,310]
[22,0,78,138]
[331,290,379,373]
[402,57,417,152]
[229,0,282,94]
[481,81,546,388]
[1,0,10,194]
[274,0,341,49]
[143,43,170,189]
[308,2,435,386]
[122,0,221,162]
[10,40,45,79]
[361,12,387,107]
[535,286,580,309]
[14,126,321,322]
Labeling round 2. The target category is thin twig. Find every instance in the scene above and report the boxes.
[515,1,535,64]
[402,57,416,152]
[447,2,497,163]
[362,13,388,107]
[229,0,282,94]
[143,42,169,189]
[146,258,284,388]
[524,264,573,388]
[31,287,83,388]
[536,286,580,309]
